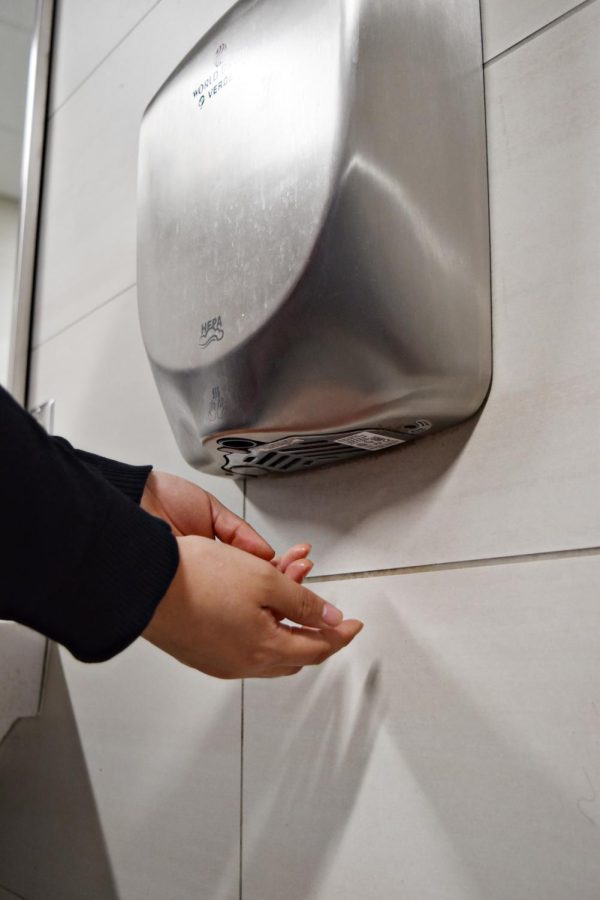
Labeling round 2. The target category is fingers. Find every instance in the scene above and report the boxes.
[271,543,313,587]
[145,535,363,681]
[283,558,313,584]
[272,619,364,668]
[267,576,345,629]
[208,494,275,559]
[272,543,311,572]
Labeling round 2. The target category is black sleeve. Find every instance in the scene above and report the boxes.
[0,385,179,663]
[52,436,152,505]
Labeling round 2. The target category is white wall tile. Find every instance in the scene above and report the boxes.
[0,0,36,31]
[0,623,45,743]
[243,553,600,900]
[245,2,600,575]
[0,642,240,900]
[482,0,584,60]
[15,1,600,897]
[0,197,19,382]
[23,286,244,899]
[0,645,121,899]
[34,0,236,348]
[60,642,241,900]
[0,20,31,131]
[29,286,244,513]
[0,125,23,200]
[50,0,160,112]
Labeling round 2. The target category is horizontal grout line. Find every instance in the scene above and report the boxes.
[0,15,32,34]
[50,0,165,118]
[305,545,600,584]
[484,0,597,67]
[33,282,136,349]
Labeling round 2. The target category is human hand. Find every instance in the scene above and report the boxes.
[272,543,314,584]
[143,536,363,679]
[141,471,316,581]
[141,470,274,559]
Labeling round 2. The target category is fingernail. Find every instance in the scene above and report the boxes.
[322,602,343,626]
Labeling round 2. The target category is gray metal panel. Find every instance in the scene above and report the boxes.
[138,0,491,477]
[8,0,55,404]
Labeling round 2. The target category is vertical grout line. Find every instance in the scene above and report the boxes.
[239,679,245,900]
[240,481,247,899]
[481,0,494,408]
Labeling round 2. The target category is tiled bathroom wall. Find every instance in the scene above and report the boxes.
[0,0,598,898]
[246,0,600,574]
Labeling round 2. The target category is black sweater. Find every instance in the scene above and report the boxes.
[0,385,179,662]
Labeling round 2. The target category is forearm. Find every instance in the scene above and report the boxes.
[0,386,179,662]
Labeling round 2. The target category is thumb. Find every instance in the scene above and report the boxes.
[268,575,344,628]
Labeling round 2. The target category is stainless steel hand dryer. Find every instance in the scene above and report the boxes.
[138,0,491,477]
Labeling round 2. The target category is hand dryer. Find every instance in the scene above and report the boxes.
[138,0,491,477]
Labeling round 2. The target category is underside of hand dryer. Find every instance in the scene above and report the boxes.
[138,0,491,477]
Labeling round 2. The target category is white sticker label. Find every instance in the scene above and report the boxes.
[260,437,305,452]
[334,432,405,452]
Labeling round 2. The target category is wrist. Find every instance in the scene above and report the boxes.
[143,536,199,641]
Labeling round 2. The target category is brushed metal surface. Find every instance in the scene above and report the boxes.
[8,0,55,404]
[138,0,491,477]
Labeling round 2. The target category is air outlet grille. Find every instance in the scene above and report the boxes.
[215,427,422,476]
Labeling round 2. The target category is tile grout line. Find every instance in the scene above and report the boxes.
[239,679,245,900]
[36,1,595,349]
[0,880,29,900]
[484,0,598,67]
[36,0,597,592]
[49,0,165,118]
[47,0,597,117]
[480,0,494,416]
[0,16,31,34]
[46,0,598,115]
[305,545,600,584]
[33,282,136,350]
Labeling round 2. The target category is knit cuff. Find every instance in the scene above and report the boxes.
[54,498,179,663]
[73,449,153,504]
[51,437,153,505]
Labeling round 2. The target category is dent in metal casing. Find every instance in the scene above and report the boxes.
[138,0,491,477]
